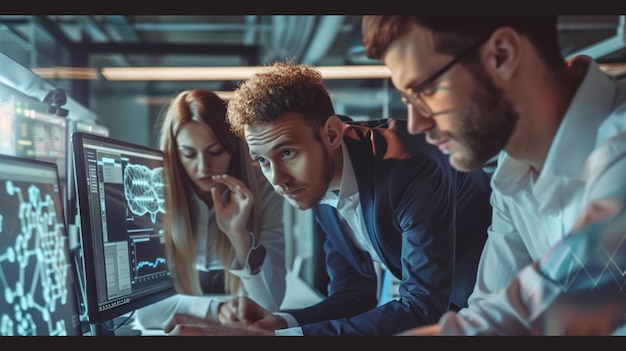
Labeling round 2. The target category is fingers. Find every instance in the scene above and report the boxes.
[217,297,283,332]
[218,298,241,325]
[163,313,218,333]
[167,305,267,336]
[235,296,258,324]
[211,174,250,196]
[210,174,253,211]
[218,296,258,326]
[210,186,223,211]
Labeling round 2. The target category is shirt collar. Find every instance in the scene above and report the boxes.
[542,57,615,178]
[319,140,358,207]
[492,56,616,197]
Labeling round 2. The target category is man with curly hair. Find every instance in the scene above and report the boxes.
[163,60,493,336]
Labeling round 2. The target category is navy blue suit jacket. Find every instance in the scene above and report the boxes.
[283,118,492,335]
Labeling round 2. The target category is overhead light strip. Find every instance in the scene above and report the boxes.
[33,63,626,82]
[100,65,392,81]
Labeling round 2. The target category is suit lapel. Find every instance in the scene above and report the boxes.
[342,129,385,264]
[316,204,373,275]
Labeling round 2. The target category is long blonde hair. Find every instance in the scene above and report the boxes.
[157,89,262,295]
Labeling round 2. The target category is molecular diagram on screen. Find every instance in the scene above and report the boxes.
[123,164,166,223]
[0,180,73,336]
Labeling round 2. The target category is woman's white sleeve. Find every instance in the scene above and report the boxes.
[136,293,227,329]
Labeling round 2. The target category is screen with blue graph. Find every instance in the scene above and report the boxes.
[0,154,82,335]
[71,132,175,326]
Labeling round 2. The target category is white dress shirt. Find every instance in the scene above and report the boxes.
[440,56,626,334]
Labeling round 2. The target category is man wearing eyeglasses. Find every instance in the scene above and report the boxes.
[361,16,626,335]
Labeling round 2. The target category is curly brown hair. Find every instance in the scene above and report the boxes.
[226,60,336,141]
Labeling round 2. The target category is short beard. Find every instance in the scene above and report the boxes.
[456,63,519,170]
[290,141,335,211]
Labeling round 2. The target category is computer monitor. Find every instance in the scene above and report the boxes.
[0,154,83,336]
[71,132,175,335]
[0,93,68,182]
[64,120,111,329]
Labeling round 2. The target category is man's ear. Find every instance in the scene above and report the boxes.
[324,115,344,150]
[481,27,521,82]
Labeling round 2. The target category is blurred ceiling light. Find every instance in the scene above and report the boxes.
[31,67,99,80]
[101,65,392,81]
[33,64,625,83]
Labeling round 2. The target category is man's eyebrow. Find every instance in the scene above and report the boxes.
[248,139,295,157]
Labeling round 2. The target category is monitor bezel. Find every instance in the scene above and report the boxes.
[71,132,176,325]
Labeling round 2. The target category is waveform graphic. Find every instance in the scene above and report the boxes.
[136,257,166,270]
[132,236,168,279]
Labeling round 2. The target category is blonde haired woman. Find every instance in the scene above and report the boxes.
[137,89,286,329]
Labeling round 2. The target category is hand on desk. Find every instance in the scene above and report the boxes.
[218,296,287,330]
[164,313,274,336]
[163,296,286,336]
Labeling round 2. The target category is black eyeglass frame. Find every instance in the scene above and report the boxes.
[402,34,492,117]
